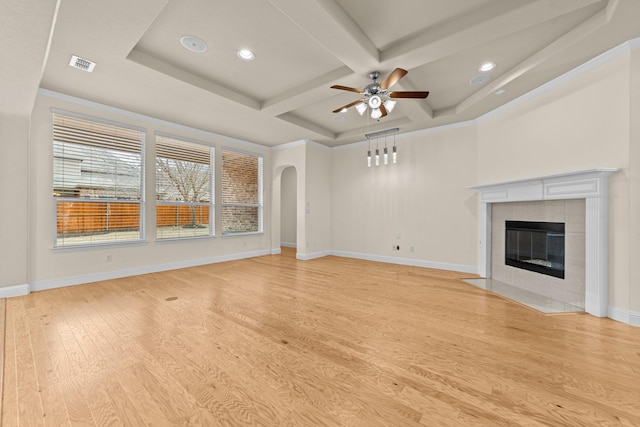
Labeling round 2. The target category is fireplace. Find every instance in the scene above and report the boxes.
[470,168,618,318]
[505,221,565,279]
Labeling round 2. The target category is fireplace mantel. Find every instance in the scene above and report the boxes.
[470,168,619,317]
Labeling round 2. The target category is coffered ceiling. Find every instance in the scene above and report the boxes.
[4,0,640,147]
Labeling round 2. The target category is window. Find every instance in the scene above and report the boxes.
[156,134,213,239]
[53,112,144,247]
[221,149,263,234]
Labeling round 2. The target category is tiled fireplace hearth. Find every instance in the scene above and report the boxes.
[471,169,618,317]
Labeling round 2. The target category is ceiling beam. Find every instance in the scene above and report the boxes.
[127,48,260,110]
[261,66,353,116]
[379,0,601,70]
[454,0,618,115]
[268,0,379,74]
[276,112,336,140]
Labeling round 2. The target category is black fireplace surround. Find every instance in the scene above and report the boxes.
[505,220,565,279]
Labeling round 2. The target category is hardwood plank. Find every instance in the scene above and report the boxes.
[3,248,640,426]
[0,298,4,427]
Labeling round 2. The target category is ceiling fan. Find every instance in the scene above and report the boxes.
[331,68,429,119]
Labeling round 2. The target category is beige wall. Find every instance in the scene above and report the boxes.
[330,124,478,271]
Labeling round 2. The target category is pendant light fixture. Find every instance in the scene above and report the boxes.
[365,128,399,167]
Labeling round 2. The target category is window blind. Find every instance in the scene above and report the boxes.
[53,112,144,246]
[221,148,263,234]
[155,134,213,239]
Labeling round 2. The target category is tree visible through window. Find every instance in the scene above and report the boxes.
[53,112,144,247]
[156,135,213,239]
[221,149,263,234]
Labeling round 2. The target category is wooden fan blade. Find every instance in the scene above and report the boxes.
[379,68,408,90]
[379,104,388,117]
[330,85,364,94]
[389,91,429,99]
[332,99,363,113]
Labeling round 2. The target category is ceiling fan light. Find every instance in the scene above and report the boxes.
[355,103,367,116]
[368,95,382,109]
[371,108,382,119]
[384,99,396,112]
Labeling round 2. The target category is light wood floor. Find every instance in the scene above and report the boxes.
[2,248,640,426]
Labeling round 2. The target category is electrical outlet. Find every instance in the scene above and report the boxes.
[106,254,112,262]
[410,246,415,252]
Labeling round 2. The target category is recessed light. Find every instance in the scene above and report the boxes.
[479,62,496,72]
[237,49,255,61]
[495,89,507,95]
[469,75,491,85]
[180,35,207,53]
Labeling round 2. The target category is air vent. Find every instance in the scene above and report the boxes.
[69,55,96,72]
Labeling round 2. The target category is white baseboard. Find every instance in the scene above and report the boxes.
[0,284,30,298]
[271,247,282,255]
[281,242,297,248]
[296,250,331,261]
[330,250,478,275]
[608,306,640,327]
[29,249,271,293]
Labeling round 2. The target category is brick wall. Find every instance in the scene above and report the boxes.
[221,150,259,232]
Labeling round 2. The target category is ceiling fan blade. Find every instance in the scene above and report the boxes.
[332,99,364,113]
[379,68,408,90]
[389,91,429,99]
[379,104,388,117]
[330,85,364,94]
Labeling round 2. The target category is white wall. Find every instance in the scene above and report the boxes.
[0,114,30,291]
[330,124,478,272]
[280,166,297,246]
[303,143,331,257]
[26,92,272,290]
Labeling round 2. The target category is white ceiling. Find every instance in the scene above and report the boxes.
[3,0,640,147]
